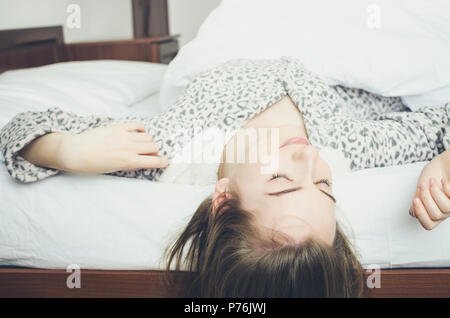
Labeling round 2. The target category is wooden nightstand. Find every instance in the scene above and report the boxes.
[64,35,180,64]
[151,36,180,64]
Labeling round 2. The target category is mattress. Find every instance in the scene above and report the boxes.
[1,60,449,270]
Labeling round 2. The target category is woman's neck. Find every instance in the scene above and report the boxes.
[243,95,308,134]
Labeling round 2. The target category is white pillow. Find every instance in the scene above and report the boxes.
[0,60,167,125]
[160,0,450,111]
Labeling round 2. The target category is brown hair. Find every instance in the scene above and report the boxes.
[164,195,368,297]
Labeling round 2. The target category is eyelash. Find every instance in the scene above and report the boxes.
[317,178,332,187]
[270,173,289,181]
[270,174,331,186]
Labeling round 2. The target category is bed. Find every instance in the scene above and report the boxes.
[1,1,450,298]
[0,59,449,298]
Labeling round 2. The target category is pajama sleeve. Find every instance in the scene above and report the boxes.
[0,106,154,183]
[282,57,450,170]
[309,103,450,170]
[365,104,450,166]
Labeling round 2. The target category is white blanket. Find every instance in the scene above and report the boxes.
[161,0,450,111]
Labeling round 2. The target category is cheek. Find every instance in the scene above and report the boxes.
[235,162,266,183]
[317,158,333,177]
[233,164,267,208]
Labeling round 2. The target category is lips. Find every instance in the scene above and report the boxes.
[280,137,310,148]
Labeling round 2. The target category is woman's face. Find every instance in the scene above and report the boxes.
[219,126,336,246]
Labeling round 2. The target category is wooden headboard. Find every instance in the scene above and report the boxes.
[0,26,65,72]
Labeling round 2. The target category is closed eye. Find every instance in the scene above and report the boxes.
[269,173,292,181]
[269,174,332,187]
[266,176,335,202]
[316,178,332,187]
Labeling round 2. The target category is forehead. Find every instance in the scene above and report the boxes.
[239,188,336,244]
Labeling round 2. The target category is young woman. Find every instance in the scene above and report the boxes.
[1,57,449,297]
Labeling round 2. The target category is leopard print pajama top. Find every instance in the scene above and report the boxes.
[1,57,449,184]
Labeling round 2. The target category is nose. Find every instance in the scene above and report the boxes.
[291,146,318,179]
[291,145,318,162]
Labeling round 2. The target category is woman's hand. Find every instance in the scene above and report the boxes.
[21,122,168,174]
[60,121,169,174]
[409,149,450,230]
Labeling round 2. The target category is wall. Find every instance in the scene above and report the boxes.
[0,0,221,46]
[168,0,222,47]
[0,0,133,43]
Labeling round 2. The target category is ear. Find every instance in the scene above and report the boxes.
[212,178,231,216]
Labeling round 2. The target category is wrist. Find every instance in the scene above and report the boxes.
[441,149,450,163]
[55,133,81,172]
[440,149,450,178]
[19,132,73,171]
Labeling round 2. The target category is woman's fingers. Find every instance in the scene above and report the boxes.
[113,122,168,169]
[122,121,146,132]
[419,180,446,221]
[430,178,450,215]
[413,197,440,231]
[130,132,154,143]
[443,177,450,197]
[135,155,169,169]
[134,142,160,155]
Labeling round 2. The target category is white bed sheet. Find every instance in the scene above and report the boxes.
[1,159,449,270]
[0,60,167,127]
[1,61,449,270]
[128,93,163,118]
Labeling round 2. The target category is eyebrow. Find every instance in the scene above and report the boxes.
[266,187,337,203]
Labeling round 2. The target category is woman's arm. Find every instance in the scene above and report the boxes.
[281,57,450,169]
[19,132,70,171]
[365,104,450,231]
[331,103,450,230]
[312,103,450,171]
[0,107,167,183]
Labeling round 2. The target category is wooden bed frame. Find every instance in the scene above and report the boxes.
[0,267,449,298]
[1,3,449,299]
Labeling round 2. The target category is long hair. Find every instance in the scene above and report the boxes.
[164,195,368,297]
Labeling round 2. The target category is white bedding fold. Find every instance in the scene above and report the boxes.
[161,0,450,111]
